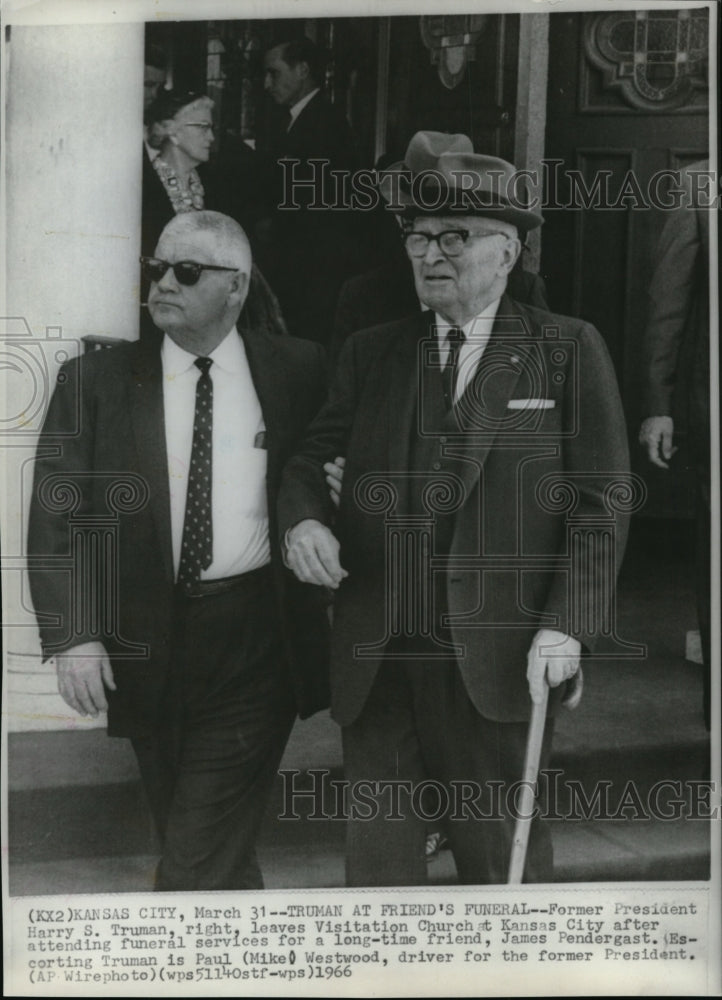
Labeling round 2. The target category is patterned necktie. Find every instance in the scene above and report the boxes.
[178,357,213,589]
[442,327,465,409]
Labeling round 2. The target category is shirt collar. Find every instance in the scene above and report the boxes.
[434,297,501,342]
[161,326,245,378]
[288,87,320,126]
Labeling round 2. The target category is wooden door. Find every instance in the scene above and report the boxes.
[542,8,710,517]
[383,13,519,162]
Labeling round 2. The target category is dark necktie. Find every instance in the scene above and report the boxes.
[442,327,465,409]
[178,357,213,589]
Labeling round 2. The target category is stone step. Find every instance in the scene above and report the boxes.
[8,812,709,897]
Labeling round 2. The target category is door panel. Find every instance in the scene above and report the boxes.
[542,9,710,517]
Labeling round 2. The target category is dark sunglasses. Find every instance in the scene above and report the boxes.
[140,256,238,286]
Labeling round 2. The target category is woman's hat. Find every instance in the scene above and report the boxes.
[144,88,209,126]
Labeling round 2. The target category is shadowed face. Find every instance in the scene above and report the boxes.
[407,215,521,324]
[263,46,308,107]
[143,64,165,110]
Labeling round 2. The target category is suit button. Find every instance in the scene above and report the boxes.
[432,462,441,471]
[439,436,447,444]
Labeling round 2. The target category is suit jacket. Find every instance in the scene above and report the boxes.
[330,251,550,365]
[259,89,358,203]
[642,160,710,464]
[279,296,630,726]
[28,329,330,737]
[255,92,363,343]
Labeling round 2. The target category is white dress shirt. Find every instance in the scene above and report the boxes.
[161,328,270,580]
[434,298,501,403]
[288,87,320,129]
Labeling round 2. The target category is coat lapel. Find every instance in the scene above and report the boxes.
[129,339,174,584]
[387,313,431,514]
[444,294,533,503]
[241,326,289,489]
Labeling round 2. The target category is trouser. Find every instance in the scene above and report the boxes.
[695,472,711,730]
[131,566,295,891]
[342,657,554,887]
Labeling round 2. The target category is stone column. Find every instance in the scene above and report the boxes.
[3,22,145,730]
[514,12,549,273]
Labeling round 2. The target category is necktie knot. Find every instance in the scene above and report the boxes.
[195,356,213,377]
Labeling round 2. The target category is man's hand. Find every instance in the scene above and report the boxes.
[286,519,348,589]
[639,415,677,469]
[56,640,116,718]
[526,629,581,705]
[324,456,346,509]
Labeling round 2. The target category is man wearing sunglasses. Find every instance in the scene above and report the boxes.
[279,146,631,887]
[28,211,329,891]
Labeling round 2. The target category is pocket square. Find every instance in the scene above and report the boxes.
[507,398,556,410]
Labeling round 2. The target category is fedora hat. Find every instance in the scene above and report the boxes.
[378,131,543,232]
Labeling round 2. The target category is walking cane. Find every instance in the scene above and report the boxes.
[507,682,549,885]
[507,670,583,883]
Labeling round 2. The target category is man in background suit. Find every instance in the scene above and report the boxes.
[257,35,361,344]
[28,211,329,891]
[638,160,712,726]
[280,149,630,886]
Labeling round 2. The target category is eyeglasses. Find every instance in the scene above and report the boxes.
[181,121,214,134]
[403,229,508,257]
[140,257,237,286]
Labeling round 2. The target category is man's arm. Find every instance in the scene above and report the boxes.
[639,168,702,464]
[279,334,368,585]
[27,356,117,714]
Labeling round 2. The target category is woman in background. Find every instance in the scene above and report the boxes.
[141,88,286,338]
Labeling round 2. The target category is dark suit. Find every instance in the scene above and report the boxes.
[641,160,711,718]
[256,91,363,344]
[279,295,630,884]
[29,328,329,888]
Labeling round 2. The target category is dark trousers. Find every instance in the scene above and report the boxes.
[131,568,295,891]
[696,473,711,730]
[342,658,554,887]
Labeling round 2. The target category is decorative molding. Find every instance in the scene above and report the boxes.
[419,14,488,90]
[583,9,708,113]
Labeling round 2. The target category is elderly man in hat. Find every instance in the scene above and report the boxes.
[331,132,550,366]
[279,137,630,886]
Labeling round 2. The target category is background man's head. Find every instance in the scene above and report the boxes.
[264,36,324,107]
[143,44,166,110]
[148,212,252,355]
